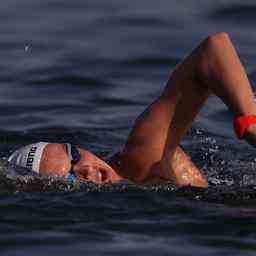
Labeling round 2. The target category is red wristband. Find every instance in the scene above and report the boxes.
[233,115,256,139]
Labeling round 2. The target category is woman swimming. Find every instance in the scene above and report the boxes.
[8,32,256,188]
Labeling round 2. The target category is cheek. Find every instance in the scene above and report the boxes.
[79,152,97,165]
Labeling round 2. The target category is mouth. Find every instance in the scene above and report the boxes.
[80,163,114,184]
[98,169,111,184]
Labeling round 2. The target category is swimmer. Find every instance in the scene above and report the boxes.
[8,32,256,188]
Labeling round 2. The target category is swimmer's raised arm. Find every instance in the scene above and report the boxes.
[119,32,256,188]
[159,32,256,187]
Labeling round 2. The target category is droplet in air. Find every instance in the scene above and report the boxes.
[25,45,31,52]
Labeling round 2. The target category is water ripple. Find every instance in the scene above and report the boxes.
[209,4,256,23]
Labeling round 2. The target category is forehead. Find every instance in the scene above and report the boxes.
[39,143,70,175]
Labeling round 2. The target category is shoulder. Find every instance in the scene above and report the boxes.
[107,145,157,183]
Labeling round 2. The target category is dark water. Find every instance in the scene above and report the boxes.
[1,0,256,255]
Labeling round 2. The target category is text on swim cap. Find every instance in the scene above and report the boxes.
[26,147,37,169]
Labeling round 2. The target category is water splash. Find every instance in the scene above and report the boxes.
[2,128,256,205]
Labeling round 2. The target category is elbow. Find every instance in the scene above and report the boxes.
[196,32,232,81]
[205,32,230,46]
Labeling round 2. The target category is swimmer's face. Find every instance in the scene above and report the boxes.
[40,143,119,184]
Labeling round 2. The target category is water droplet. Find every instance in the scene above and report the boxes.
[25,45,31,52]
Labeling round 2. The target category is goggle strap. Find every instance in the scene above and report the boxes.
[66,143,73,160]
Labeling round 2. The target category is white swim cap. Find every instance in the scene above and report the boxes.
[8,142,49,173]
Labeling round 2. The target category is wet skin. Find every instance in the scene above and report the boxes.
[39,32,256,188]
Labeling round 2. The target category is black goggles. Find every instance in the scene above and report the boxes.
[65,143,81,175]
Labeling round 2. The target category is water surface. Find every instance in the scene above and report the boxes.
[1,0,256,255]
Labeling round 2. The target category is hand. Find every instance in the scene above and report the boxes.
[160,149,208,188]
